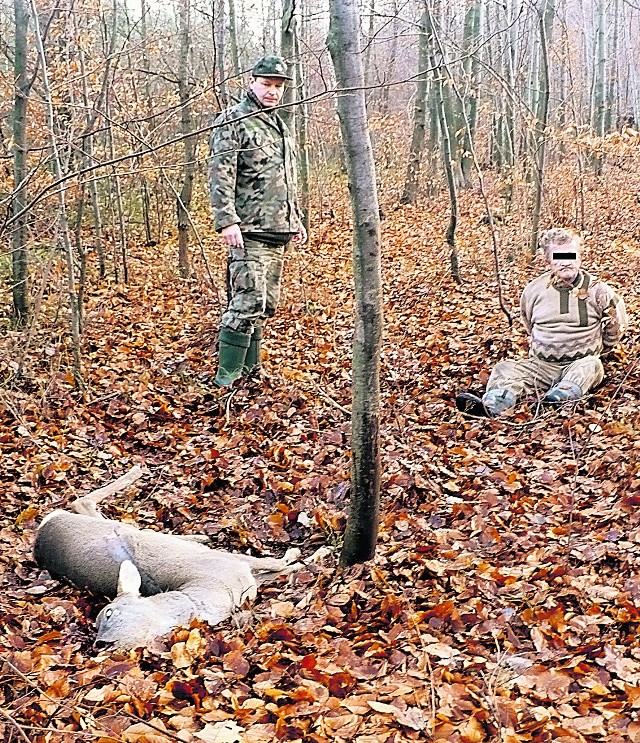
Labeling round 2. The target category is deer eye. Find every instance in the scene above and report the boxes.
[104,609,113,619]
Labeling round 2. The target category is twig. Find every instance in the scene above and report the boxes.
[423,644,437,737]
[0,706,33,742]
[565,415,580,554]
[121,711,187,742]
[0,391,44,448]
[480,637,512,742]
[1,657,55,702]
[311,379,351,416]
[84,391,121,406]
[2,723,119,740]
[293,249,310,313]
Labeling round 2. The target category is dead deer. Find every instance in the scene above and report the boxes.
[33,466,301,649]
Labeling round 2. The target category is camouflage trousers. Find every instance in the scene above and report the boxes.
[220,239,286,333]
[486,354,604,400]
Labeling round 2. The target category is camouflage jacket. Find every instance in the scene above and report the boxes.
[208,93,301,234]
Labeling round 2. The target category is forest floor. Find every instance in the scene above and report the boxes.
[2,166,640,743]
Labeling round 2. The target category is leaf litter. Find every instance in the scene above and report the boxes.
[1,172,640,742]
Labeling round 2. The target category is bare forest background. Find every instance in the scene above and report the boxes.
[2,0,640,348]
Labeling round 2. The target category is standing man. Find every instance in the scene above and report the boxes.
[456,228,627,417]
[209,54,307,386]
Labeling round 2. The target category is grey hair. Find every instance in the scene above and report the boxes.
[539,228,583,254]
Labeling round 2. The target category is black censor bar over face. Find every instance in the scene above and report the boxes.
[552,252,578,260]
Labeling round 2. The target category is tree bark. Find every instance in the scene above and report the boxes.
[228,0,240,78]
[427,1,461,283]
[400,2,429,205]
[604,0,619,134]
[11,0,30,325]
[280,0,296,131]
[529,0,554,256]
[294,15,310,231]
[177,0,194,278]
[139,0,155,247]
[327,0,382,566]
[591,0,606,174]
[30,0,83,385]
[380,0,398,113]
[460,0,483,187]
[105,89,128,284]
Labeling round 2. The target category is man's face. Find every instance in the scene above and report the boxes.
[249,76,286,107]
[546,241,582,284]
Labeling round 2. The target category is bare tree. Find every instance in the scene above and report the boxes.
[428,0,461,283]
[29,0,82,384]
[11,0,30,325]
[280,0,296,131]
[459,0,483,187]
[401,2,430,205]
[228,0,241,77]
[177,0,195,278]
[327,0,383,566]
[530,0,555,255]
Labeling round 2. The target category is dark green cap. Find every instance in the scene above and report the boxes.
[251,54,293,80]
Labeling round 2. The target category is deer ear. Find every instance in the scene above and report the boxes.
[117,560,142,597]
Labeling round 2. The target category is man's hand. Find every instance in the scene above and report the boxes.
[292,224,308,245]
[221,224,244,247]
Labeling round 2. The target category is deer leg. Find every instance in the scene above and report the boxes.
[71,465,144,518]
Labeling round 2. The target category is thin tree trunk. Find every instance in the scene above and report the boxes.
[280,0,295,131]
[426,78,440,195]
[294,18,310,231]
[427,1,461,283]
[177,0,194,278]
[76,5,114,284]
[327,0,382,567]
[30,0,82,384]
[228,0,240,77]
[592,0,606,174]
[460,0,482,187]
[213,0,227,105]
[364,0,375,97]
[500,0,517,201]
[530,0,555,256]
[11,0,30,325]
[435,1,463,190]
[604,0,619,134]
[139,0,154,246]
[400,2,429,205]
[105,91,128,283]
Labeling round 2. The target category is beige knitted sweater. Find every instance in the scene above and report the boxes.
[520,270,627,363]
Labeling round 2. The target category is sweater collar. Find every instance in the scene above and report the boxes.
[549,269,586,291]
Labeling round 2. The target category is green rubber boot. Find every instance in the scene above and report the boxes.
[214,328,251,387]
[243,326,263,373]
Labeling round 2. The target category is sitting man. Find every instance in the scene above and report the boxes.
[456,228,627,417]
